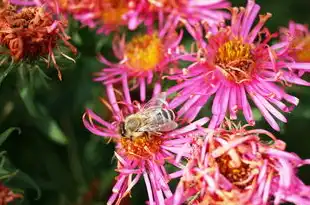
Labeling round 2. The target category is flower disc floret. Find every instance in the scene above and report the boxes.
[120,133,163,160]
[125,33,164,72]
[292,35,310,62]
[215,38,255,83]
[100,0,128,26]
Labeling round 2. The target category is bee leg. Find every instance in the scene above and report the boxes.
[144,132,150,139]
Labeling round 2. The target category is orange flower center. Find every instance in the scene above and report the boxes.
[120,133,163,160]
[215,39,255,83]
[290,35,310,62]
[216,155,252,187]
[59,0,69,10]
[100,0,128,25]
[125,33,164,71]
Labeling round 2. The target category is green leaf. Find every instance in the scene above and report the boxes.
[35,104,68,145]
[13,170,42,200]
[0,127,21,147]
[0,58,14,86]
[18,85,68,145]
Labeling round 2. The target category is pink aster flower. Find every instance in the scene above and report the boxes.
[274,20,310,75]
[166,0,310,131]
[82,89,209,205]
[171,121,310,205]
[94,21,184,102]
[142,0,231,27]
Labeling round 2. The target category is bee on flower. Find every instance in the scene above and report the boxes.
[170,121,310,205]
[166,0,310,131]
[83,89,209,205]
[0,0,77,80]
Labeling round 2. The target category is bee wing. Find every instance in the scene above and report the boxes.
[156,121,178,132]
[142,92,168,110]
[138,121,178,133]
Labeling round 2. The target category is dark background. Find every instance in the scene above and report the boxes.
[0,0,309,204]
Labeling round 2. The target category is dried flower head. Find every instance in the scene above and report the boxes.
[167,0,310,131]
[0,184,22,205]
[172,121,310,205]
[0,1,76,80]
[83,88,209,205]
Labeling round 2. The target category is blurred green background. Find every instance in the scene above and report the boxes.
[0,0,309,204]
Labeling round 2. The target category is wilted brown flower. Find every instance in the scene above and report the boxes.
[0,184,22,205]
[0,1,77,80]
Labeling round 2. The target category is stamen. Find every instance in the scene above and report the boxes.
[120,133,163,160]
[214,39,255,83]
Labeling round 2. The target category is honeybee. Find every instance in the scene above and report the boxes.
[119,92,178,139]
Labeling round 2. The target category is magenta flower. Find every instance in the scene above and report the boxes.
[171,122,310,205]
[145,0,231,26]
[274,20,310,75]
[94,22,184,102]
[166,0,310,131]
[82,89,209,205]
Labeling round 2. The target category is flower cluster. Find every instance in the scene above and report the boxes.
[11,0,231,34]
[8,0,310,204]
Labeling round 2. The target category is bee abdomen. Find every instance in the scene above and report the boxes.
[161,109,176,121]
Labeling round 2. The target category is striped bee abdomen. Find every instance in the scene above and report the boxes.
[156,108,175,123]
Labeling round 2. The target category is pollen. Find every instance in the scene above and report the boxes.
[120,133,163,160]
[216,155,252,187]
[215,39,255,83]
[291,35,310,62]
[100,0,128,25]
[124,33,164,72]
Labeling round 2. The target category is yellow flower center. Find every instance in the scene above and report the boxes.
[215,39,255,83]
[120,133,163,160]
[125,33,164,71]
[291,35,310,62]
[100,0,128,25]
